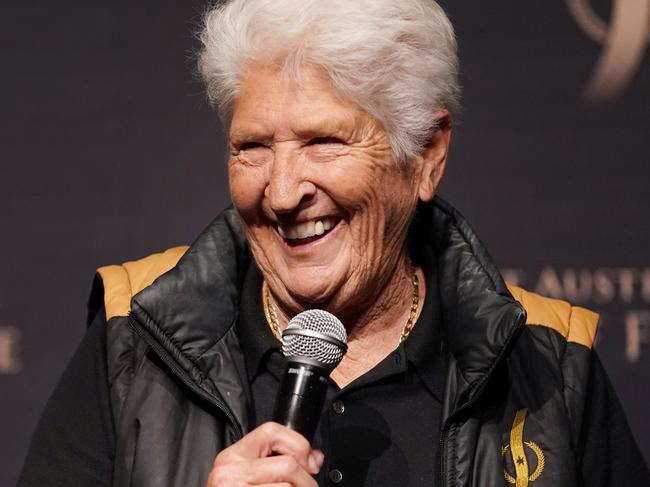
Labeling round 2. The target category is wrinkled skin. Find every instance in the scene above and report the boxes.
[228,64,450,329]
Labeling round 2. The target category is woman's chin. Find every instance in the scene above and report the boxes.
[289,287,332,307]
[285,277,342,309]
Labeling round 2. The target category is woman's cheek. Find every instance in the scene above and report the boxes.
[229,165,265,217]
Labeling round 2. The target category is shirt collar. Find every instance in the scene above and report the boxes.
[237,262,282,383]
[404,243,447,402]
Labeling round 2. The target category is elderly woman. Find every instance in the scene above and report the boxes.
[19,0,648,486]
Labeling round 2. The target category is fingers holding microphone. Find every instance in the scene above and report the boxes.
[207,310,345,486]
[206,422,324,487]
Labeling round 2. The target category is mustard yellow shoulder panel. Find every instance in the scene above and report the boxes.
[96,245,189,320]
[506,283,599,349]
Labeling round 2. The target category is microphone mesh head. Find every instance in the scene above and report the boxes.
[281,309,347,367]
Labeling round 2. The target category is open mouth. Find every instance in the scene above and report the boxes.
[277,216,341,246]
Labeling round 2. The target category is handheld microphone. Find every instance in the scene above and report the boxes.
[272,309,347,443]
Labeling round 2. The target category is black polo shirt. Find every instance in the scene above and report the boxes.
[237,255,447,486]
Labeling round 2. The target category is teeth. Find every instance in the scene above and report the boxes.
[278,217,337,240]
[301,221,315,239]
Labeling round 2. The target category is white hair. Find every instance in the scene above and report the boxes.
[198,0,460,166]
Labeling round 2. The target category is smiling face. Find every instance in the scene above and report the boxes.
[228,64,446,320]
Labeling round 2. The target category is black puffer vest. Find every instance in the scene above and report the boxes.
[94,198,598,487]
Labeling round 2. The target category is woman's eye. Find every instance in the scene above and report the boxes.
[309,137,344,145]
[236,141,272,166]
[240,141,266,150]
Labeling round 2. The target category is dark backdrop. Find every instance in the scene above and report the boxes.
[1,0,648,484]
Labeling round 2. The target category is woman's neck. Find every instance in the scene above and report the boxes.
[330,260,424,387]
[266,255,425,388]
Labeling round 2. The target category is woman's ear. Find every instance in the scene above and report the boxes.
[417,110,452,202]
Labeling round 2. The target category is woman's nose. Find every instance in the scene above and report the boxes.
[264,145,317,214]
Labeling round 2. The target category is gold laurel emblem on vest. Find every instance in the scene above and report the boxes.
[500,408,545,486]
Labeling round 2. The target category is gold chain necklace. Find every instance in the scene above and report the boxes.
[262,280,283,340]
[262,268,420,344]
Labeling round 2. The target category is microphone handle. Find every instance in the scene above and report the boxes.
[272,362,329,443]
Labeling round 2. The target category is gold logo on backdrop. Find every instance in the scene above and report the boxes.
[567,0,650,102]
[501,408,545,486]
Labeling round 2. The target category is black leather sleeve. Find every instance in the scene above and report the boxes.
[17,310,115,487]
[578,352,650,486]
